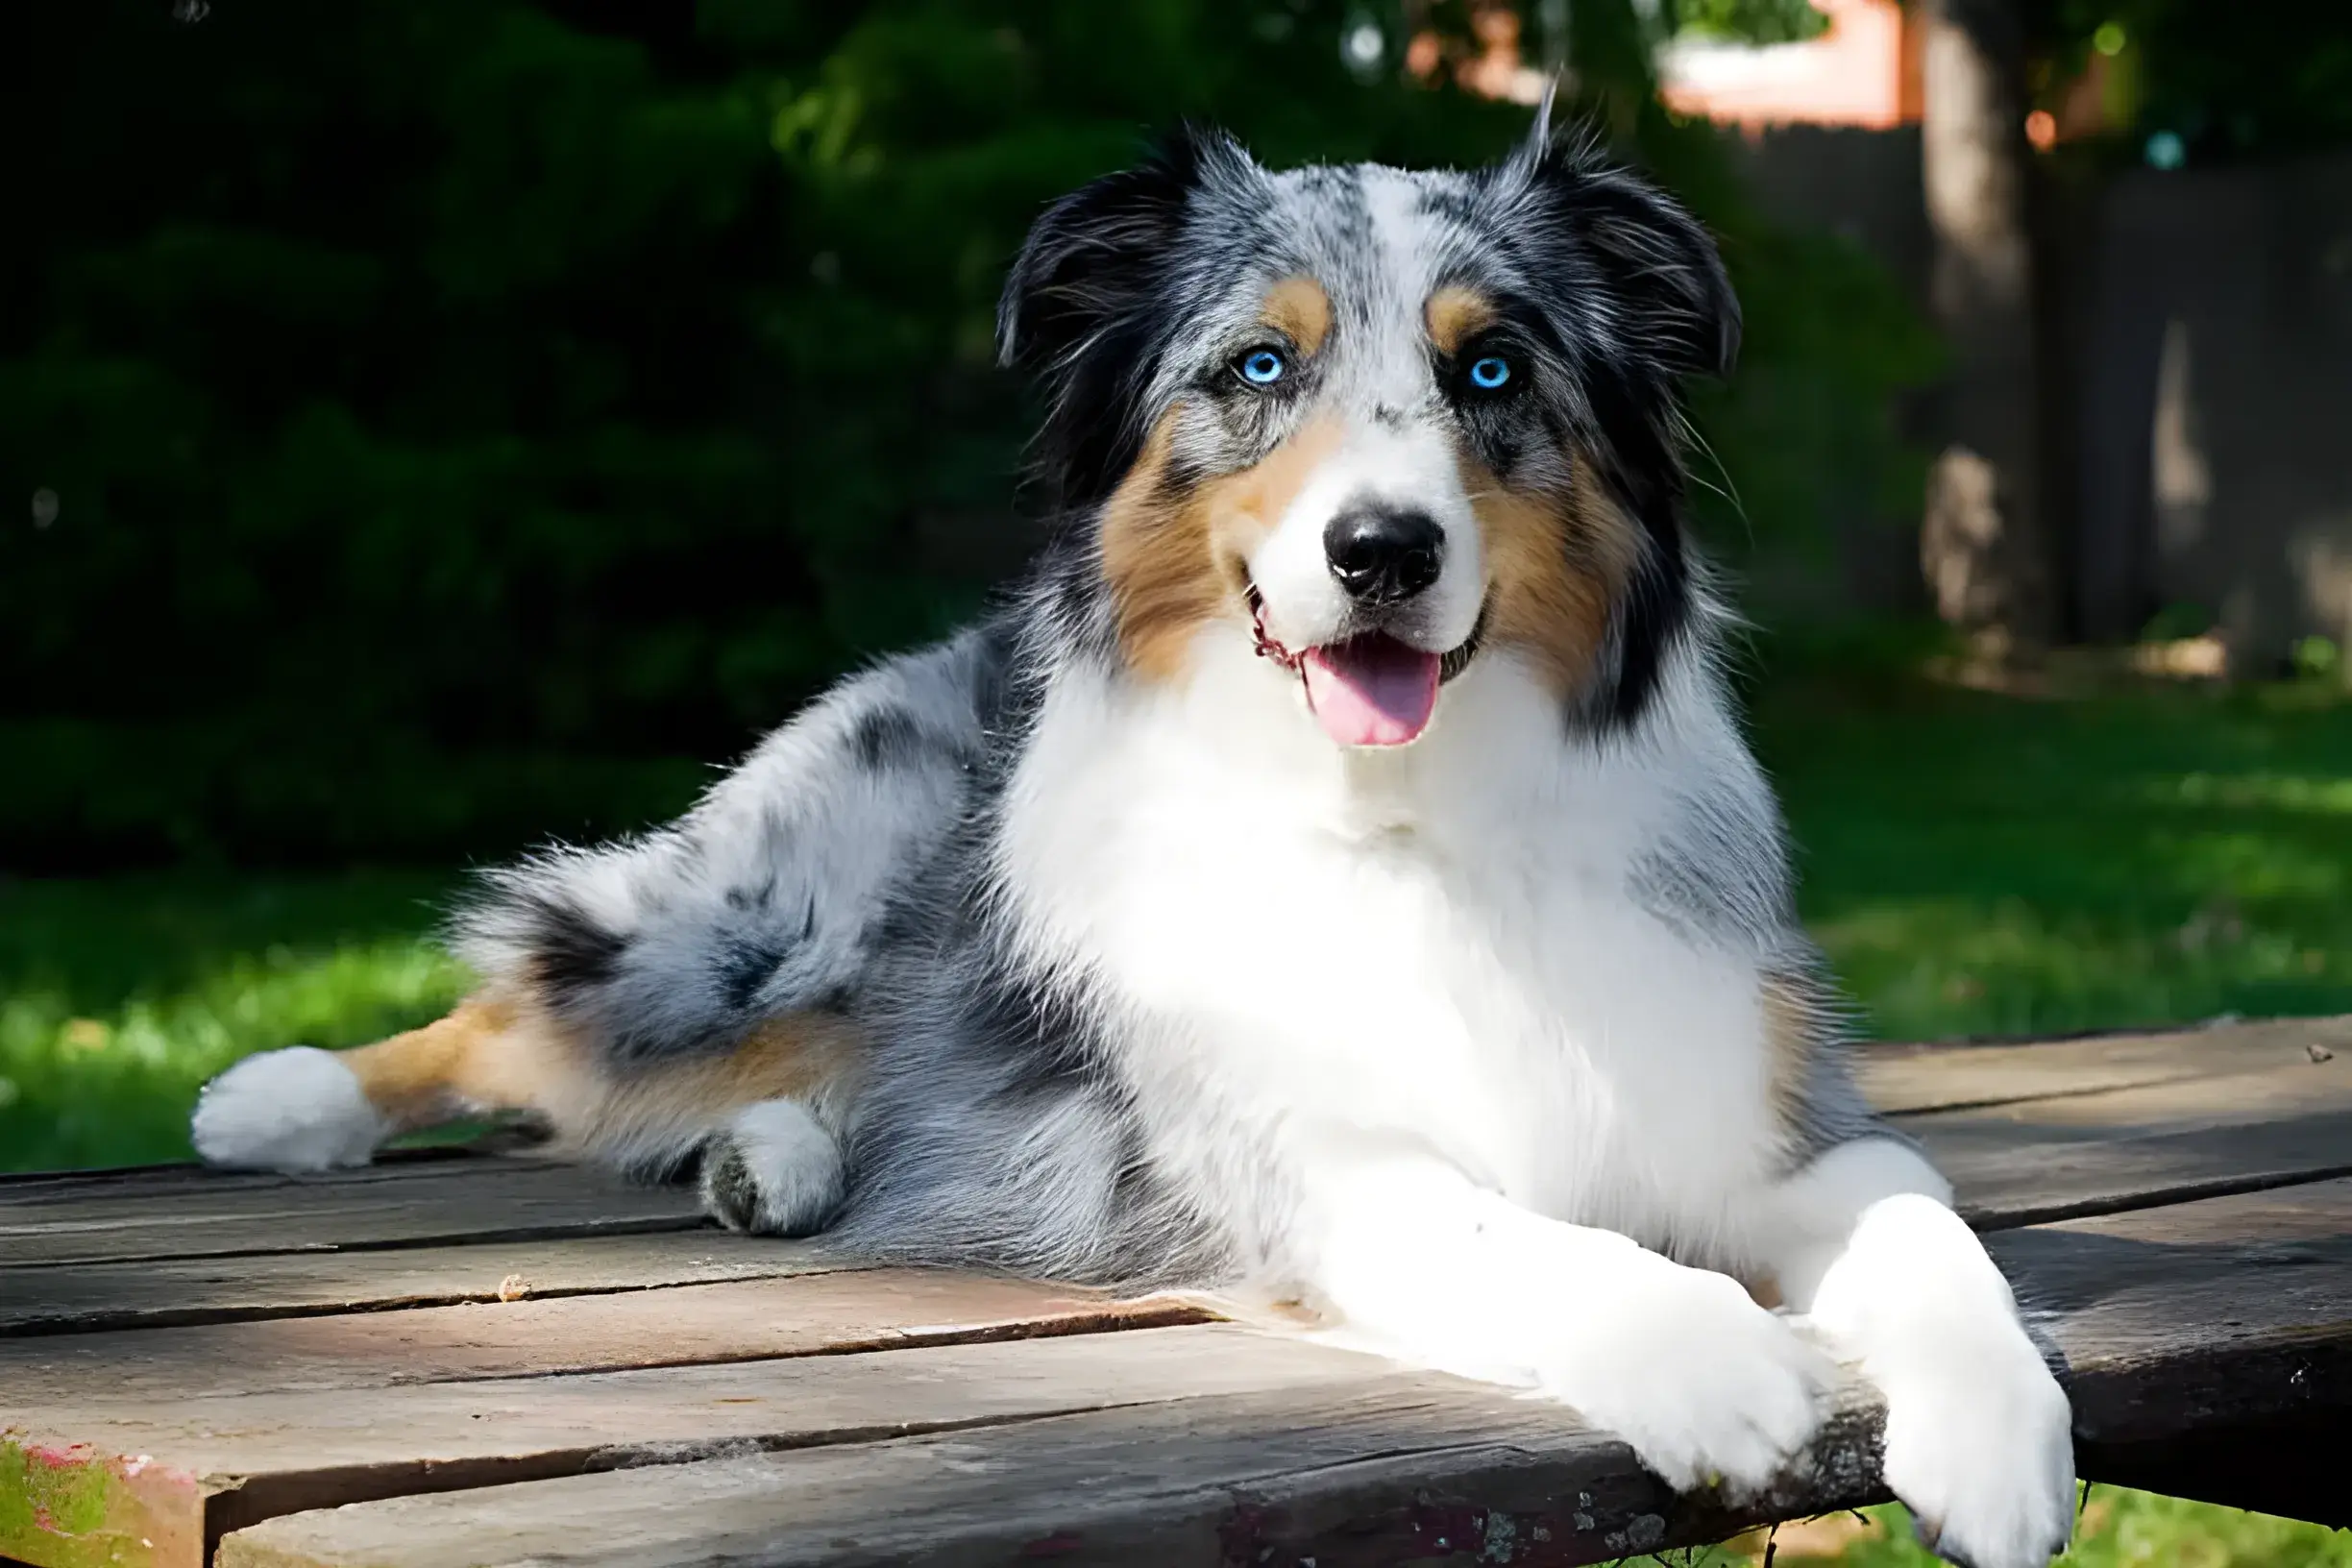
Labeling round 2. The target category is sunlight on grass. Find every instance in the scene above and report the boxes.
[1678,1489,2352,1566]
[1758,674,2352,1041]
[0,875,468,1170]
[2148,772,2352,816]
[1812,895,2345,1041]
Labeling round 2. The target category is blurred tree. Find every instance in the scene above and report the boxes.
[1904,0,2352,660]
[2,0,1932,867]
[1918,0,2051,657]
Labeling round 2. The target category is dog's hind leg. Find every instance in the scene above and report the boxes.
[192,992,561,1174]
[193,991,861,1233]
[191,625,1004,1216]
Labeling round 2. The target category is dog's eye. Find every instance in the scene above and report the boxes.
[1235,348,1287,388]
[1467,355,1512,392]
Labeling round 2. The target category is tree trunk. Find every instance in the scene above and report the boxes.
[1919,0,2053,656]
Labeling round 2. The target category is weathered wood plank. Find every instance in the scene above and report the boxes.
[0,1270,1207,1404]
[0,1150,513,1207]
[1987,1177,2352,1527]
[1862,1014,2352,1115]
[213,1383,1886,1568]
[1915,1055,2352,1226]
[2,1326,1391,1568]
[0,1233,845,1339]
[7,1021,2347,1568]
[1,1164,703,1269]
[204,1177,2352,1568]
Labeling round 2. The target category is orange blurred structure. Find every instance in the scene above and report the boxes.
[1656,0,1922,130]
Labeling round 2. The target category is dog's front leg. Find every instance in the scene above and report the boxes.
[1764,1138,2075,1568]
[1297,1145,1831,1496]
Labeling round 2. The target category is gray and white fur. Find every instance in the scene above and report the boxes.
[193,118,2076,1568]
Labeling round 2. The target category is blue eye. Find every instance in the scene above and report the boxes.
[1468,355,1512,391]
[1237,348,1286,387]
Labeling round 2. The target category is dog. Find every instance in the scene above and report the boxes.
[192,115,2075,1567]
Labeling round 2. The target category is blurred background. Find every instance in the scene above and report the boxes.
[6,2,2351,1557]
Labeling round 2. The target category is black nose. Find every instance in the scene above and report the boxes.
[1324,504,1443,604]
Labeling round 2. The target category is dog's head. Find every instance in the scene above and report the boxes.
[999,116,1736,745]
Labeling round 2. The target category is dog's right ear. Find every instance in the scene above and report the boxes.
[995,125,1239,374]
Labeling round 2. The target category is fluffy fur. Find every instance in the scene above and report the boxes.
[193,117,2074,1566]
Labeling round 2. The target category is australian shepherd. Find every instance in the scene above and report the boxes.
[194,117,2073,1567]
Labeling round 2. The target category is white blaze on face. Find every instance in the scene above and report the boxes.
[1246,419,1486,652]
[1225,165,1493,747]
[1244,419,1486,747]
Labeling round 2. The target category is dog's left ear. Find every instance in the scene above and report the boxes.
[1507,113,1741,382]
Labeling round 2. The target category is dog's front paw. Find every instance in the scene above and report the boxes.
[1536,1259,1833,1497]
[698,1098,845,1237]
[192,1046,386,1171]
[1879,1328,2075,1568]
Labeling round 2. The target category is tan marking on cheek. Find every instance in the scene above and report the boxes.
[1260,276,1333,356]
[1465,450,1641,696]
[1426,284,1499,356]
[1103,412,1347,681]
[1099,412,1213,682]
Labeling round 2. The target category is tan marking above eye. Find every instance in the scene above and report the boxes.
[1426,284,1499,356]
[1259,276,1333,356]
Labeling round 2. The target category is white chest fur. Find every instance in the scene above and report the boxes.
[996,632,1787,1276]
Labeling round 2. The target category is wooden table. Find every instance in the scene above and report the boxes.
[6,1017,2350,1568]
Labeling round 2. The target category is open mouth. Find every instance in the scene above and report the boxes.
[1302,633,1442,747]
[1249,590,1485,748]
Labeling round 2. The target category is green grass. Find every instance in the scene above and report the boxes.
[0,872,469,1171]
[1700,1491,2352,1564]
[3,672,2350,1563]
[1757,669,2352,1041]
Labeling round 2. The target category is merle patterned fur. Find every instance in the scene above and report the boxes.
[449,123,1856,1286]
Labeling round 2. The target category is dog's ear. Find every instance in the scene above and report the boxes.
[996,124,1243,374]
[1508,121,1740,382]
[998,125,1262,504]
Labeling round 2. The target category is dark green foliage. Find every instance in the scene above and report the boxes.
[2040,1,2352,161]
[1668,0,1830,46]
[4,0,1932,868]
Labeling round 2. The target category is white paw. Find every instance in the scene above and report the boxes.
[1795,1189,2077,1568]
[698,1098,845,1237]
[1879,1327,2076,1568]
[1534,1258,1833,1497]
[191,1046,386,1172]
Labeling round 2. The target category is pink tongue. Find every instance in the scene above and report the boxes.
[1300,634,1442,747]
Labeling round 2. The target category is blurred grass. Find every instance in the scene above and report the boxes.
[1703,1490,2352,1564]
[0,873,469,1171]
[3,667,2351,1563]
[1755,663,2352,1042]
